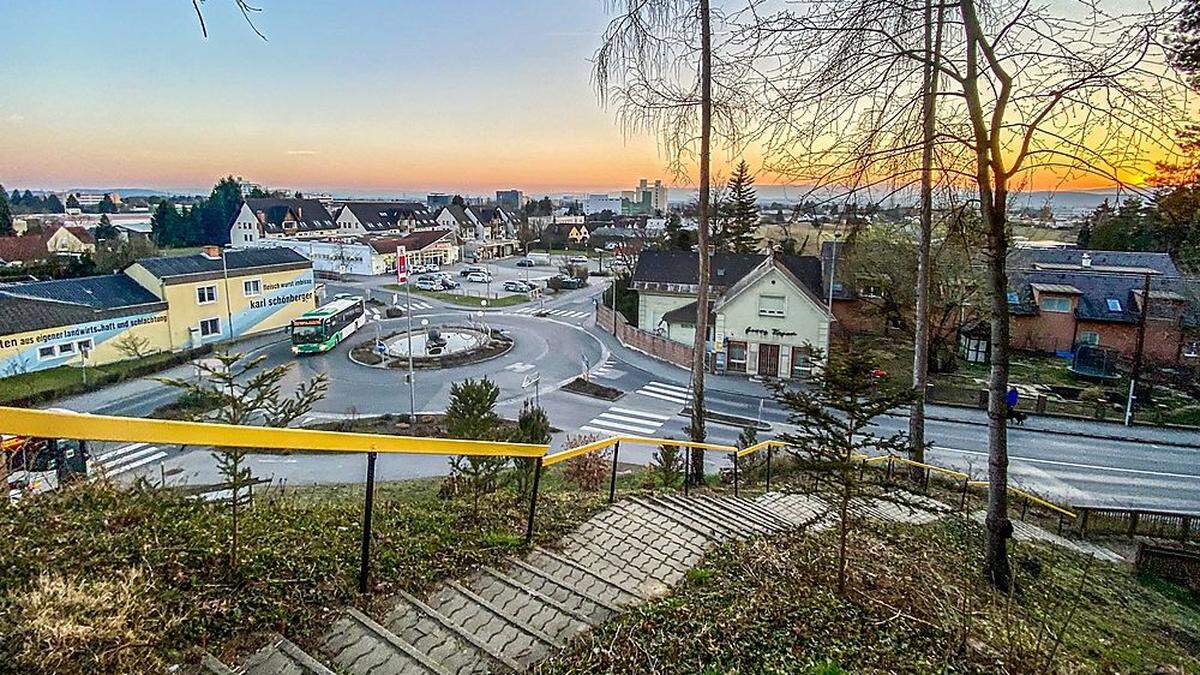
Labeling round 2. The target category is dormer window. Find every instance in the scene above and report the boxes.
[1106,298,1122,312]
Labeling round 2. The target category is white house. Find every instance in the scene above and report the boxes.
[333,201,439,237]
[228,198,338,247]
[632,249,832,378]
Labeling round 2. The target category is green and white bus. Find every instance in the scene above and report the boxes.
[290,297,366,354]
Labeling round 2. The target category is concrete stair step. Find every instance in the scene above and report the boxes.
[632,496,740,540]
[385,589,515,674]
[242,636,336,675]
[756,492,833,528]
[714,495,798,532]
[469,567,594,644]
[661,494,775,537]
[426,580,557,669]
[320,607,450,675]
[196,652,237,675]
[503,557,619,622]
[524,547,644,606]
[557,503,708,587]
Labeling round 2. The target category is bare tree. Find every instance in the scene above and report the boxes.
[190,0,267,40]
[750,0,1186,590]
[594,0,760,481]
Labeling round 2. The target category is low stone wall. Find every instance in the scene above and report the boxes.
[597,305,693,369]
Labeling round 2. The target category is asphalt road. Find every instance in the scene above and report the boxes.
[40,265,1200,514]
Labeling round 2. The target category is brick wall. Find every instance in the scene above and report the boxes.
[597,304,694,368]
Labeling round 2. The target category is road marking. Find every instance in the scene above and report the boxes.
[92,442,148,464]
[929,445,1200,481]
[96,445,167,478]
[636,381,692,405]
[605,407,671,422]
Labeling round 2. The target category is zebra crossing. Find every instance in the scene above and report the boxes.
[90,442,167,480]
[635,381,693,406]
[508,306,591,319]
[581,406,673,437]
[590,360,624,380]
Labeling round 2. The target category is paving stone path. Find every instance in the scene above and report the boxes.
[198,491,1121,674]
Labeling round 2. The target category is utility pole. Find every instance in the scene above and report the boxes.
[1124,272,1152,426]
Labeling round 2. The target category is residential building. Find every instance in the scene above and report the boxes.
[0,247,314,377]
[228,197,338,246]
[0,226,97,267]
[333,201,438,237]
[1004,249,1199,365]
[631,249,831,378]
[44,225,96,256]
[434,205,518,260]
[367,229,459,270]
[495,189,524,211]
[0,235,53,266]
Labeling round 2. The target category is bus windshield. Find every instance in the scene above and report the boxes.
[291,322,326,344]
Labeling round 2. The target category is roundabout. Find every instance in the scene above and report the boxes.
[349,321,514,369]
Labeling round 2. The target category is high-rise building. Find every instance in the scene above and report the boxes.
[427,193,452,209]
[634,179,668,214]
[495,189,523,210]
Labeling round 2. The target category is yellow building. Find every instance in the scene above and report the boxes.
[124,247,316,349]
[0,247,315,377]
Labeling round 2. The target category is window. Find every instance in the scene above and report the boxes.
[1079,331,1100,346]
[243,279,262,297]
[727,341,748,372]
[1007,291,1019,303]
[1106,298,1122,312]
[196,285,217,304]
[758,294,786,318]
[199,317,221,338]
[37,345,56,360]
[57,342,75,355]
[791,348,812,378]
[1040,296,1072,313]
[76,338,93,353]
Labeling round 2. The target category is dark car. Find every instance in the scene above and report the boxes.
[516,258,536,267]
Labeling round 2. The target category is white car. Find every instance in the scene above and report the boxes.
[424,263,441,273]
[414,278,443,291]
[466,271,493,283]
[568,256,589,266]
[502,280,532,293]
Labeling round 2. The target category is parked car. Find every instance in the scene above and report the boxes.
[466,271,493,283]
[552,274,585,290]
[516,258,536,268]
[438,277,460,289]
[424,263,441,273]
[414,278,443,291]
[502,280,531,293]
[604,242,620,250]
[460,265,487,277]
[411,264,428,274]
[568,256,589,266]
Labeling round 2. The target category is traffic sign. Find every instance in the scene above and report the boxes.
[521,373,540,388]
[396,246,409,283]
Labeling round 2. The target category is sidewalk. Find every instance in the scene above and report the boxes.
[587,321,1200,450]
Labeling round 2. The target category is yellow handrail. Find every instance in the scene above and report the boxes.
[543,434,738,467]
[0,407,548,458]
[737,439,788,458]
[968,480,1076,519]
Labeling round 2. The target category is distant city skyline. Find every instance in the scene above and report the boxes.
[0,1,1141,194]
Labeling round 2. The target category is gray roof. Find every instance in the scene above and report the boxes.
[1010,268,1195,324]
[439,205,472,226]
[340,201,438,231]
[0,274,166,334]
[242,198,336,234]
[633,249,825,299]
[134,248,310,280]
[1010,248,1180,276]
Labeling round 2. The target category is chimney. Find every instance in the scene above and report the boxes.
[201,246,221,260]
[1081,252,1092,268]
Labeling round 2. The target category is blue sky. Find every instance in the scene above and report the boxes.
[0,1,676,195]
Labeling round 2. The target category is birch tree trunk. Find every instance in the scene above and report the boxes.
[688,0,713,482]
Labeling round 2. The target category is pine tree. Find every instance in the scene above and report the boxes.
[65,194,81,211]
[0,184,13,236]
[94,214,119,241]
[46,194,65,213]
[718,160,760,253]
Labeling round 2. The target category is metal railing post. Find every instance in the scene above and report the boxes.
[733,452,740,498]
[765,445,773,492]
[958,477,968,511]
[1020,496,1029,522]
[607,441,621,504]
[886,456,894,483]
[358,451,378,594]
[525,457,544,544]
[858,458,865,482]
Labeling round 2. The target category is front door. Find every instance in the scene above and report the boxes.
[758,344,780,377]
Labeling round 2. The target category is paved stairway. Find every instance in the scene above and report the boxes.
[197,490,1118,674]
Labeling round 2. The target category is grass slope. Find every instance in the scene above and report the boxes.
[0,477,608,674]
[537,518,1200,674]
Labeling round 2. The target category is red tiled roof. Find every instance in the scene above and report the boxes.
[0,235,50,263]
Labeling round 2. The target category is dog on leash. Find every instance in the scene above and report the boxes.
[1007,409,1027,426]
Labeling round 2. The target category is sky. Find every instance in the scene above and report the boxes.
[0,1,1165,198]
